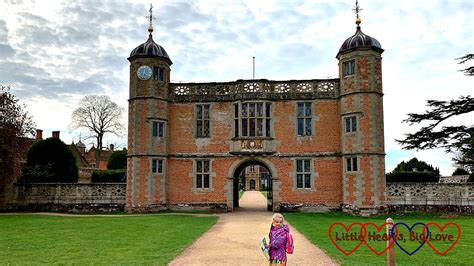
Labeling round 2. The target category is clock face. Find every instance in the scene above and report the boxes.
[137,65,152,80]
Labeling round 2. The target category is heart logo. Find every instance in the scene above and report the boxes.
[328,222,366,256]
[362,222,398,256]
[392,222,429,256]
[424,222,461,256]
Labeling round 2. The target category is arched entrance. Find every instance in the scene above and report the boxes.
[249,180,256,190]
[231,159,273,211]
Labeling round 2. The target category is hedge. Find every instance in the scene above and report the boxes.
[386,171,440,182]
[107,150,127,170]
[91,169,126,183]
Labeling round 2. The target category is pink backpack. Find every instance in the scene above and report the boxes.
[286,232,294,254]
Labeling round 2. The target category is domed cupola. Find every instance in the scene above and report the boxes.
[128,34,172,65]
[336,2,383,58]
[127,5,172,65]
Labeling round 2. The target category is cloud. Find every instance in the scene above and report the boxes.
[0,0,472,175]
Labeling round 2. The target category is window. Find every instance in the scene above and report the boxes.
[234,102,272,138]
[152,121,164,137]
[153,66,165,81]
[152,159,163,174]
[196,160,210,189]
[344,116,357,133]
[343,60,355,76]
[196,105,210,137]
[346,157,358,172]
[296,159,311,189]
[297,102,312,136]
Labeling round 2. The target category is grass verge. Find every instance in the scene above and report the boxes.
[285,212,472,266]
[0,214,217,264]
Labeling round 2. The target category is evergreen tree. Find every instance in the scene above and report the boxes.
[397,54,473,171]
[21,138,78,182]
[107,149,127,170]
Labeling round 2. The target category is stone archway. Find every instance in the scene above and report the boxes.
[228,158,277,211]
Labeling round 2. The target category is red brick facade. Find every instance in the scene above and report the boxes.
[127,27,386,215]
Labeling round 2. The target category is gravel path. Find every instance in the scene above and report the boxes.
[169,191,339,265]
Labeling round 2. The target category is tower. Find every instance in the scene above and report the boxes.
[337,1,386,215]
[126,4,172,212]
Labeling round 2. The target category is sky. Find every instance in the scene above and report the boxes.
[0,0,472,175]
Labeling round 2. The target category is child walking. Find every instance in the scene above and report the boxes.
[266,213,290,266]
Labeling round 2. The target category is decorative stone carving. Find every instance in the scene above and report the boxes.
[196,85,210,95]
[215,85,230,95]
[317,82,335,92]
[169,79,340,102]
[243,82,259,92]
[13,183,126,205]
[296,83,312,92]
[386,182,474,206]
[175,86,190,95]
[275,83,290,93]
[439,175,469,183]
[241,139,263,150]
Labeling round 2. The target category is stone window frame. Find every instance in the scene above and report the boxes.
[195,104,211,138]
[343,59,356,77]
[233,101,272,139]
[249,165,255,172]
[345,156,359,172]
[295,158,314,189]
[153,66,165,81]
[296,101,313,136]
[152,120,165,138]
[193,159,212,191]
[151,158,164,174]
[344,115,358,133]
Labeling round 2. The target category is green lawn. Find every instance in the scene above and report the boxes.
[286,212,472,266]
[261,191,268,198]
[0,214,217,264]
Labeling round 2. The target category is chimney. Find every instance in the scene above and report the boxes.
[109,144,114,151]
[52,131,60,139]
[36,129,43,140]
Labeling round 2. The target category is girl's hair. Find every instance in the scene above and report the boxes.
[272,213,284,223]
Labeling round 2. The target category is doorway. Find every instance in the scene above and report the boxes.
[232,159,273,211]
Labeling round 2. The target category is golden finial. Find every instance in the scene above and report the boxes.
[353,0,363,26]
[146,3,154,33]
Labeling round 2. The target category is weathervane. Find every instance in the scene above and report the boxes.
[146,3,155,33]
[352,0,363,26]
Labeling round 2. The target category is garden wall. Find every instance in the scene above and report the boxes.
[5,182,474,214]
[8,183,126,213]
[386,182,474,213]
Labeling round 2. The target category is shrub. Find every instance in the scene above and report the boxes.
[107,149,127,170]
[386,171,439,182]
[452,168,469,175]
[21,138,78,182]
[91,169,126,183]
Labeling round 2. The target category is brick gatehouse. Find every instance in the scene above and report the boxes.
[126,11,386,215]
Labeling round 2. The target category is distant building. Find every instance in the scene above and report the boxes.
[239,165,270,191]
[84,144,115,170]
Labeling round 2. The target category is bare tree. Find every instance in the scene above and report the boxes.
[71,95,125,168]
